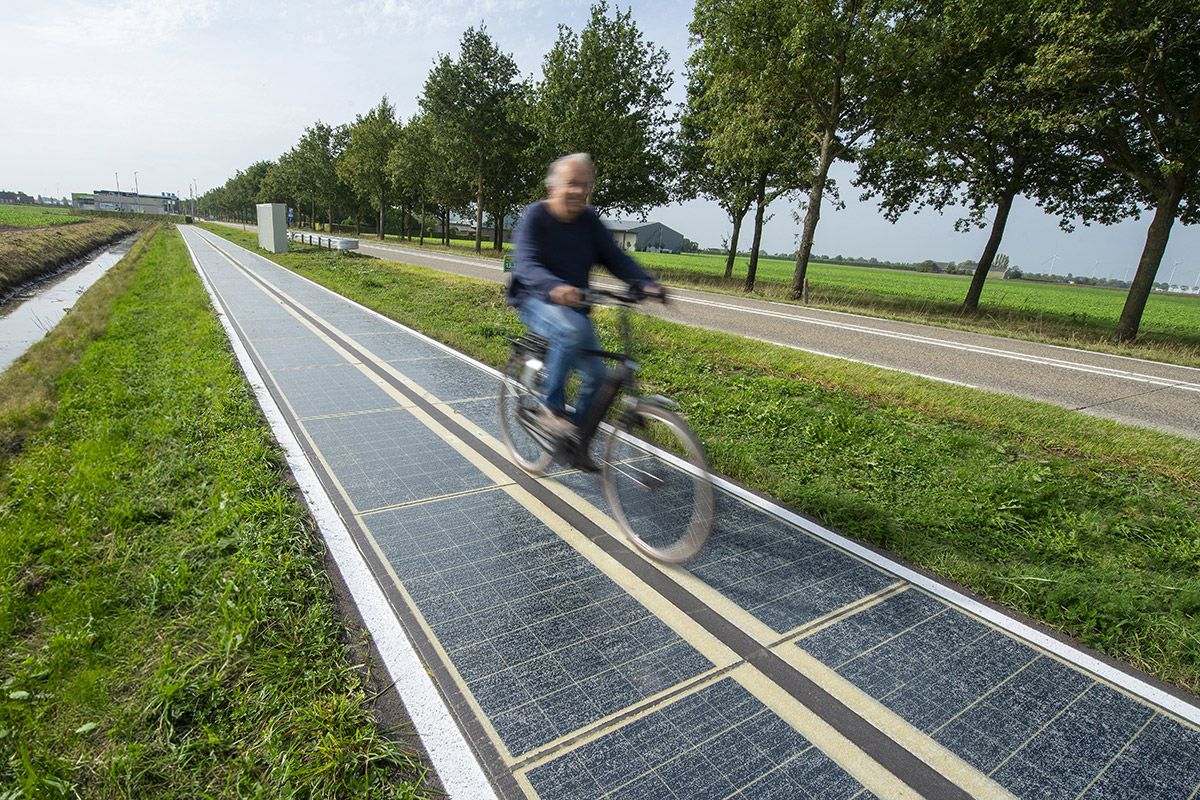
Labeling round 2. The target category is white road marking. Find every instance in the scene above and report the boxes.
[181,228,500,800]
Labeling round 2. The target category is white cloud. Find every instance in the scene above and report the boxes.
[15,0,221,50]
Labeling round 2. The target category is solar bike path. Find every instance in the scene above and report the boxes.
[179,226,1200,800]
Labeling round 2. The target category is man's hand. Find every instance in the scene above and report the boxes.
[549,284,584,307]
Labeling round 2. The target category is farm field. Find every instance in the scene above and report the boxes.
[636,251,1200,363]
[0,204,87,227]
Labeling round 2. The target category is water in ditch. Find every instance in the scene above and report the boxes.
[0,235,139,375]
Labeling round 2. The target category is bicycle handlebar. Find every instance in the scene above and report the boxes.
[581,286,668,307]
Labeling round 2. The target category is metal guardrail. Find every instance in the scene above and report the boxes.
[287,230,359,251]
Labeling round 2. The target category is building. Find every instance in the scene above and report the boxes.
[601,219,686,254]
[630,222,684,254]
[602,220,639,251]
[73,190,180,214]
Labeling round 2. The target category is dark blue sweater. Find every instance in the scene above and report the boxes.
[506,201,653,309]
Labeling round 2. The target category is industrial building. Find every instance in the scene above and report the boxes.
[72,190,181,214]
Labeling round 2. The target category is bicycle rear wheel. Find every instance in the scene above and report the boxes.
[601,404,714,563]
[498,360,554,476]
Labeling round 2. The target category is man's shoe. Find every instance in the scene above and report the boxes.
[534,405,575,438]
[571,451,602,473]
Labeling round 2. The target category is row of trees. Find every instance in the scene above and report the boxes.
[199,2,677,254]
[685,0,1198,340]
[200,0,1198,341]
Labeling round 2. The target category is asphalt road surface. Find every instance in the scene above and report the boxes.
[356,238,1200,441]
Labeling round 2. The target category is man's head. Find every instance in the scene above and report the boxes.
[545,153,594,221]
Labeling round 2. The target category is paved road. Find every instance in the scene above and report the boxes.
[184,225,1200,800]
[354,238,1200,440]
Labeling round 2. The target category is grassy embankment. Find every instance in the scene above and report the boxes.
[0,225,429,797]
[357,230,1200,367]
[0,205,142,296]
[202,222,1200,696]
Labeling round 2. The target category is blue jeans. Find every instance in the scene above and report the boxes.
[517,297,607,425]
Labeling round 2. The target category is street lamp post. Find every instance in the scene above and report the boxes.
[114,172,121,211]
[133,171,139,212]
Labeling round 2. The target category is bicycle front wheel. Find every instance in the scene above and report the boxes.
[602,404,714,563]
[498,370,554,476]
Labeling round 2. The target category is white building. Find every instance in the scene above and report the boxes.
[73,190,180,214]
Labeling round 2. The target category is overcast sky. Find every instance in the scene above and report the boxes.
[3,0,1198,283]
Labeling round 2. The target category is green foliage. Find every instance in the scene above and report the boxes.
[1028,0,1200,339]
[0,205,87,227]
[690,0,899,293]
[418,26,536,249]
[533,1,676,215]
[0,228,428,796]
[337,97,402,238]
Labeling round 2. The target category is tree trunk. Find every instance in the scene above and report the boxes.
[419,202,425,245]
[791,128,837,298]
[377,188,385,240]
[743,171,769,293]
[724,202,749,279]
[1115,181,1186,341]
[475,169,484,253]
[962,182,1019,312]
[310,200,315,231]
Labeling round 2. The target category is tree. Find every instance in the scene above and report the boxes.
[678,64,760,280]
[534,1,676,216]
[419,26,530,252]
[337,97,401,240]
[293,121,346,229]
[685,20,810,290]
[856,0,1078,312]
[1029,0,1200,341]
[690,0,895,298]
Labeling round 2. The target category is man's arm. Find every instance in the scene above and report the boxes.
[593,216,657,290]
[512,206,571,301]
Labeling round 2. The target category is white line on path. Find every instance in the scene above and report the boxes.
[182,228,499,800]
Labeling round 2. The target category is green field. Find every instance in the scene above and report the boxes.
[0,204,87,227]
[634,251,1200,363]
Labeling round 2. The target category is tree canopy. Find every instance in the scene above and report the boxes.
[533,0,676,216]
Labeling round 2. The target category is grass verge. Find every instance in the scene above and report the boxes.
[0,225,429,797]
[0,219,142,296]
[202,222,1200,695]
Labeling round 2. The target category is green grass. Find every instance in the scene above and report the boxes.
[0,205,87,227]
[0,226,429,797]
[633,251,1200,366]
[202,222,1200,695]
[0,218,141,296]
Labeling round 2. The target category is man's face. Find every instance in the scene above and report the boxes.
[550,162,593,219]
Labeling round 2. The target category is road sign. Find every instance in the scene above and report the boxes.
[502,254,514,273]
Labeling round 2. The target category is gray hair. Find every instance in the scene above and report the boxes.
[545,152,595,190]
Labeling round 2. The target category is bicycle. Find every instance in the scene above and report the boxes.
[498,287,714,563]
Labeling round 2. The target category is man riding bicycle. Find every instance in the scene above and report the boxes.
[507,153,664,470]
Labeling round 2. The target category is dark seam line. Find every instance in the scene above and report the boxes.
[207,236,975,800]
[189,236,525,800]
